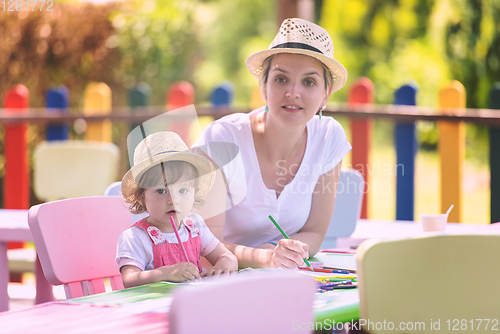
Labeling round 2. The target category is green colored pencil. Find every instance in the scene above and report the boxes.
[268,215,314,271]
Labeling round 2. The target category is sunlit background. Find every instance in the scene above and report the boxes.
[1,0,498,223]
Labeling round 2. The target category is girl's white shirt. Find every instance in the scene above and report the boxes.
[116,213,219,271]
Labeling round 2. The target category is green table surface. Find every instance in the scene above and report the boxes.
[66,252,360,325]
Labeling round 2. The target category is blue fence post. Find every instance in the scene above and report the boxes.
[128,82,150,109]
[489,82,500,223]
[127,82,151,166]
[46,86,69,141]
[394,83,418,221]
[211,81,234,109]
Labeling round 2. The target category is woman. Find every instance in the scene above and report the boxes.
[193,18,351,269]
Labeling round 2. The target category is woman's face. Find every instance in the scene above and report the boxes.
[264,53,331,126]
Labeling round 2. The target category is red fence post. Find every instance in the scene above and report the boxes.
[3,85,30,284]
[3,85,30,212]
[166,81,195,146]
[348,77,374,219]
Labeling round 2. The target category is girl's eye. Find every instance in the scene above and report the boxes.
[304,79,315,86]
[179,188,188,194]
[157,189,167,194]
[275,76,287,83]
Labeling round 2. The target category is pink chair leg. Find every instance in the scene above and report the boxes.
[0,242,9,312]
[34,255,55,304]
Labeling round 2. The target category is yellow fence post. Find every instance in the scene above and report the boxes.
[83,82,112,142]
[438,81,465,223]
[250,84,265,111]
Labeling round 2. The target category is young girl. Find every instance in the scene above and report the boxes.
[116,131,238,288]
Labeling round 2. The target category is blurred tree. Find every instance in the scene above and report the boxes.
[192,0,276,106]
[109,0,198,106]
[321,0,450,106]
[320,0,498,162]
[445,0,500,109]
[0,0,199,108]
[321,0,500,109]
[0,3,119,108]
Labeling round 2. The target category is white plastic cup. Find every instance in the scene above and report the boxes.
[420,214,448,232]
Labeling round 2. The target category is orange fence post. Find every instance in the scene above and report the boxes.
[438,81,465,223]
[348,77,374,219]
[83,82,112,142]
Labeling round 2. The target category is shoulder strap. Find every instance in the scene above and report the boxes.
[132,219,150,231]
[132,220,166,245]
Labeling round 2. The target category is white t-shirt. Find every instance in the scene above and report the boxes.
[116,213,219,271]
[192,107,352,248]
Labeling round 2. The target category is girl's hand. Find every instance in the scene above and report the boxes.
[269,239,309,269]
[200,266,236,278]
[202,242,238,278]
[160,262,201,282]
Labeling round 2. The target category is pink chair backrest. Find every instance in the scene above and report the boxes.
[28,196,132,299]
[169,270,316,334]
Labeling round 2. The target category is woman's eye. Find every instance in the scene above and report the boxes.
[304,79,315,86]
[179,188,188,194]
[157,189,167,194]
[275,77,287,83]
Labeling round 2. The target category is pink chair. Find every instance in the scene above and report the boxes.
[28,196,131,299]
[169,270,316,334]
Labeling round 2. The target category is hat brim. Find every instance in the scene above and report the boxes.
[122,150,215,198]
[245,48,348,94]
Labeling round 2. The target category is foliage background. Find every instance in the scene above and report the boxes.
[0,0,498,221]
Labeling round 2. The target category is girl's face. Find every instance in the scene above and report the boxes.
[143,174,196,231]
[264,53,331,126]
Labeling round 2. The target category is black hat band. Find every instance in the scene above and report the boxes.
[272,42,323,55]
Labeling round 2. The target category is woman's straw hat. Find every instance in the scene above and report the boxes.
[245,18,347,93]
[121,131,215,197]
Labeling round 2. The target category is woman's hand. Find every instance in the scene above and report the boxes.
[159,262,201,282]
[269,239,309,269]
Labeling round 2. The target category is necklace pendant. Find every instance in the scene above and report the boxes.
[275,169,285,176]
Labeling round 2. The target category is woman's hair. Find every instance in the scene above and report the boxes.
[259,54,334,101]
[123,160,204,214]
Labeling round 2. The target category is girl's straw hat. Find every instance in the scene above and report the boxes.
[245,18,347,93]
[121,131,215,197]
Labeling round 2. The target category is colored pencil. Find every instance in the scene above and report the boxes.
[299,267,332,273]
[314,276,358,280]
[318,281,352,288]
[320,249,356,254]
[322,266,357,274]
[319,278,355,282]
[299,267,350,274]
[268,215,314,271]
[322,283,358,290]
[170,216,189,262]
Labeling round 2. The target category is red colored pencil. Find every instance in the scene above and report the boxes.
[170,216,189,262]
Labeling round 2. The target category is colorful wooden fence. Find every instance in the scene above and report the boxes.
[0,79,499,224]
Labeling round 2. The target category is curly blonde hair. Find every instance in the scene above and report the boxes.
[122,161,204,214]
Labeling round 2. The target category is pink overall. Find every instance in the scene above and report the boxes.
[133,219,202,272]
